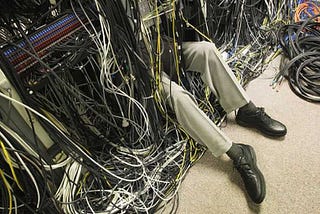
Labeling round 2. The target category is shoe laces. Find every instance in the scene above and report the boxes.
[235,156,249,168]
[256,107,271,122]
[234,150,254,175]
[235,158,255,176]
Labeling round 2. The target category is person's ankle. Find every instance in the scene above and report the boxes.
[226,143,242,161]
[239,101,257,113]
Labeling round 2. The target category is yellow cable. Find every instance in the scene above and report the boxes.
[0,169,13,214]
[0,140,23,191]
[156,0,161,84]
[180,12,213,43]
[171,0,181,84]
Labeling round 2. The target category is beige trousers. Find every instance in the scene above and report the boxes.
[161,41,250,157]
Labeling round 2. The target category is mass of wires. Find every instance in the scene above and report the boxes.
[1,0,313,213]
[204,0,320,95]
[0,0,206,213]
[276,12,320,102]
[204,0,296,86]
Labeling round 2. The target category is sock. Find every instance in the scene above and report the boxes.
[239,101,257,113]
[226,143,243,161]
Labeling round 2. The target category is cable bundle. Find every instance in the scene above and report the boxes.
[0,0,206,213]
[275,13,320,102]
[2,0,313,213]
[204,0,295,86]
[206,0,267,47]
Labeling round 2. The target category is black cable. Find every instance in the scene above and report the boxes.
[0,1,208,213]
[277,14,320,102]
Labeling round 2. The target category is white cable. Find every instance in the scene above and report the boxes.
[0,91,146,182]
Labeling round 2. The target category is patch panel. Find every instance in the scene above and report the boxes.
[1,13,87,74]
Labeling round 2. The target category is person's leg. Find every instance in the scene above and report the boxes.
[161,72,232,157]
[182,41,287,137]
[161,73,266,203]
[182,41,250,113]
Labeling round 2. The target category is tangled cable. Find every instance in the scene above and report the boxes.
[275,13,320,102]
[1,0,312,213]
[204,0,291,87]
[0,0,207,213]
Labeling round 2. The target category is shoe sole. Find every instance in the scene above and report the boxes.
[236,119,286,137]
[242,144,266,204]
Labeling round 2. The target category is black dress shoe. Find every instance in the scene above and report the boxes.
[236,107,287,137]
[234,144,266,204]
